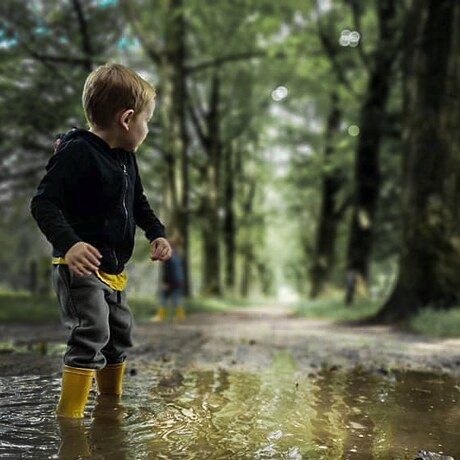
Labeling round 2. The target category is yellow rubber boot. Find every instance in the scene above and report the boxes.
[151,306,166,322]
[56,365,95,418]
[173,306,186,321]
[96,362,126,396]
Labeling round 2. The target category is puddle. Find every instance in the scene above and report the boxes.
[0,357,459,459]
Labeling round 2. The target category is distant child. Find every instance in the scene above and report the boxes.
[31,63,171,418]
[152,238,185,321]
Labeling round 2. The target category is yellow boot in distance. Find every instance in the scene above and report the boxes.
[56,365,95,418]
[151,306,166,322]
[173,306,186,322]
[96,362,126,396]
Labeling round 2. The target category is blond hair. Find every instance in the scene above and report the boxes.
[82,63,155,128]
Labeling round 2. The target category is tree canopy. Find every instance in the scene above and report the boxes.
[1,0,459,322]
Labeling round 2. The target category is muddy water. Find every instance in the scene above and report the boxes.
[0,355,459,459]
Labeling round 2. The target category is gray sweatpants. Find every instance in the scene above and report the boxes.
[52,265,133,369]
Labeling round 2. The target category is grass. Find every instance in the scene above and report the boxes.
[0,290,252,323]
[410,308,460,338]
[294,294,460,338]
[294,295,381,322]
[0,291,60,322]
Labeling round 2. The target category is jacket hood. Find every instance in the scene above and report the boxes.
[58,128,113,153]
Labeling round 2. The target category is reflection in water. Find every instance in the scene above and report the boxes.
[58,394,127,459]
[310,369,347,457]
[341,372,377,459]
[0,358,460,459]
[57,418,90,459]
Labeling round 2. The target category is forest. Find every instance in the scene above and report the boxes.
[1,0,459,323]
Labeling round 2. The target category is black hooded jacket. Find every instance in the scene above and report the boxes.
[31,129,166,274]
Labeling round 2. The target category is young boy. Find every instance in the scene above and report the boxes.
[31,63,171,418]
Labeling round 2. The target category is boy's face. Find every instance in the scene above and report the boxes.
[121,99,155,152]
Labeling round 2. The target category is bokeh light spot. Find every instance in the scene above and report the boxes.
[271,86,288,101]
[348,125,360,137]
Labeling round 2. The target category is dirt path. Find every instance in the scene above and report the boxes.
[1,303,460,377]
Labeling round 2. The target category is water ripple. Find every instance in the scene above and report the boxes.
[0,368,459,459]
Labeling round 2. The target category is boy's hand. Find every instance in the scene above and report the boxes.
[65,242,102,276]
[150,237,172,261]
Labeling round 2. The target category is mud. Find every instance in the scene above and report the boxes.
[1,303,460,378]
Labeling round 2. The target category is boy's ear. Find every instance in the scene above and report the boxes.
[119,109,134,131]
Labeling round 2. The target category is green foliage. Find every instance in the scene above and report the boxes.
[0,0,406,302]
[410,308,460,338]
[0,291,59,322]
[0,0,127,290]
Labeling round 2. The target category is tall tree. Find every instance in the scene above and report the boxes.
[121,0,191,294]
[222,142,237,292]
[309,92,345,297]
[344,0,400,304]
[189,71,223,295]
[375,0,460,321]
[185,0,284,295]
[0,0,120,201]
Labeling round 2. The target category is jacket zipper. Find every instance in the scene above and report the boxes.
[112,249,119,272]
[120,162,129,239]
[114,160,129,273]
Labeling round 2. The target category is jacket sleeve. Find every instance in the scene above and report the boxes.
[133,158,166,241]
[30,145,84,254]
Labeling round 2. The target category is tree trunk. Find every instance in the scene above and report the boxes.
[200,72,222,295]
[71,0,94,72]
[223,144,236,292]
[240,244,254,298]
[201,189,222,295]
[309,92,342,298]
[159,0,191,295]
[239,180,257,298]
[344,0,398,304]
[375,0,460,322]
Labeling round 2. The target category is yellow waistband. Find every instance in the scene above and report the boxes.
[52,257,127,291]
[96,270,127,291]
[52,257,67,264]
